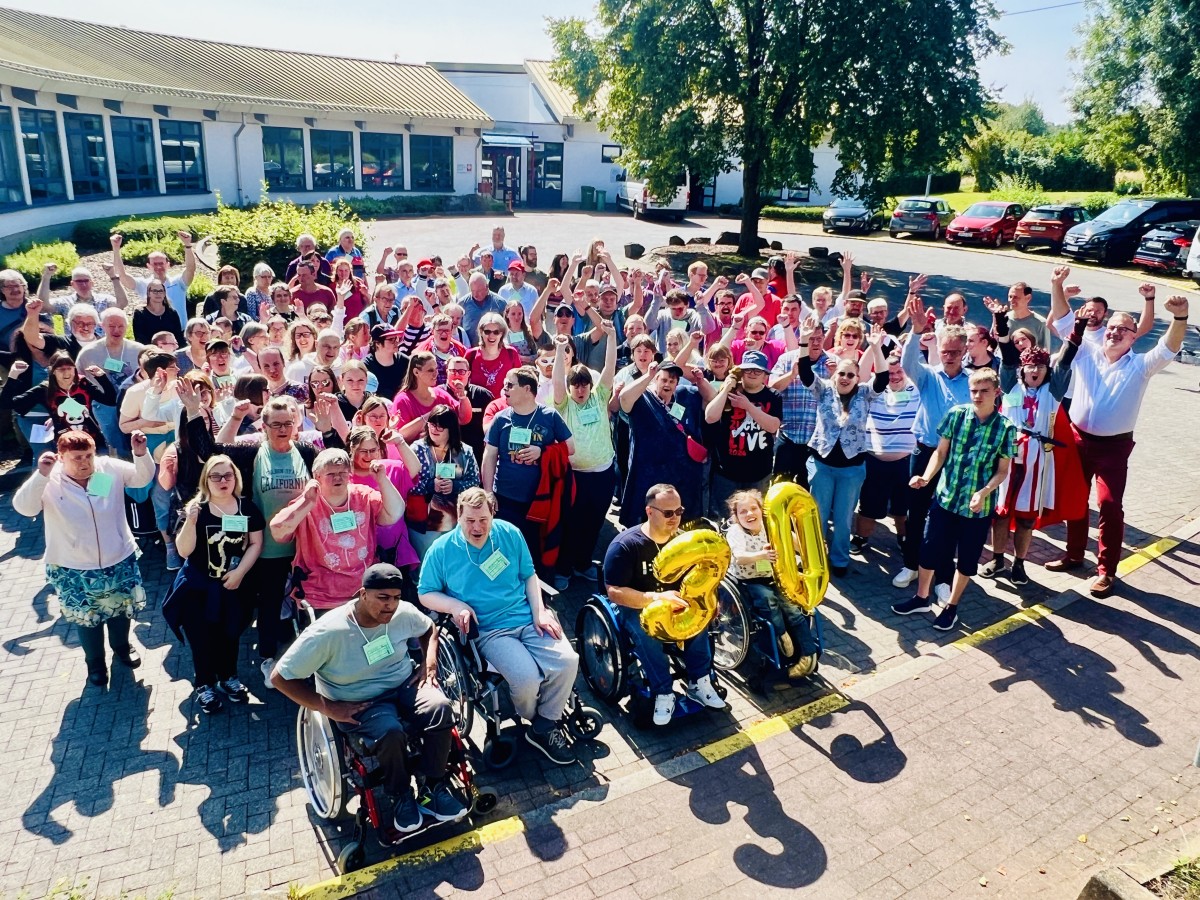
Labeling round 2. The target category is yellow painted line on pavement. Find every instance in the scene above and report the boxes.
[1116,536,1180,577]
[697,692,849,763]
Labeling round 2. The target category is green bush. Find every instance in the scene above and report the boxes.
[986,174,1050,211]
[72,216,126,249]
[2,241,81,287]
[760,205,826,222]
[1079,192,1123,216]
[883,170,963,196]
[187,272,216,318]
[73,213,212,250]
[341,193,505,218]
[208,196,366,278]
[120,236,187,266]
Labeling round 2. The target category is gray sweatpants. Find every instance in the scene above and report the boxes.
[476,623,579,723]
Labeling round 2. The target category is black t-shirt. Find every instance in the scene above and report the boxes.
[603,526,683,594]
[707,386,782,482]
[366,351,409,402]
[132,305,185,346]
[184,498,266,579]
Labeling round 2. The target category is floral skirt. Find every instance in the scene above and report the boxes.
[46,555,147,627]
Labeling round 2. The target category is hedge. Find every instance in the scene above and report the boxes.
[341,193,506,217]
[760,206,826,222]
[73,213,212,249]
[2,241,81,287]
[206,197,366,279]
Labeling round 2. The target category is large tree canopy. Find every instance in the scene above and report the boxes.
[1070,0,1200,191]
[548,0,1002,255]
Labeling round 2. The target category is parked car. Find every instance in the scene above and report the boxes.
[1014,204,1091,254]
[1187,228,1200,286]
[822,197,885,233]
[615,165,687,221]
[945,201,1025,247]
[1132,221,1200,275]
[889,197,956,240]
[1062,197,1200,266]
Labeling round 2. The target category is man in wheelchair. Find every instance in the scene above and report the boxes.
[602,483,727,726]
[270,563,468,834]
[418,487,581,766]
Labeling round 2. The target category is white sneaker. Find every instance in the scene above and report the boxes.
[260,658,276,688]
[934,583,952,604]
[686,675,726,710]
[891,567,918,588]
[652,693,676,726]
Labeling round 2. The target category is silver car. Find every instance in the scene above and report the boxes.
[889,197,956,240]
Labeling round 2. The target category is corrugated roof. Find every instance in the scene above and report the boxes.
[0,7,492,123]
[524,59,581,125]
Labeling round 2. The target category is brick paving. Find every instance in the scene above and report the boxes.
[0,353,1197,897]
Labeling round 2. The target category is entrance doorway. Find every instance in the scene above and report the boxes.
[483,147,523,207]
[526,141,563,209]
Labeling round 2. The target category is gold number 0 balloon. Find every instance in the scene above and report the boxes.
[640,529,731,644]
[764,482,829,614]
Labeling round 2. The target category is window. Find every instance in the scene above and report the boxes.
[310,129,353,190]
[0,107,24,208]
[18,108,66,204]
[409,135,452,191]
[63,113,110,199]
[110,116,158,195]
[531,141,563,191]
[261,126,304,190]
[159,120,207,193]
[360,132,403,190]
[601,144,621,164]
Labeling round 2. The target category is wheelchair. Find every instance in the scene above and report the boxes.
[433,613,604,769]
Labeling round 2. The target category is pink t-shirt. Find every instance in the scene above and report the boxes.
[730,338,786,368]
[390,386,459,429]
[466,346,521,393]
[293,484,382,609]
[351,461,418,567]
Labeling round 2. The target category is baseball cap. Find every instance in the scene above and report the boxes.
[417,258,434,270]
[507,260,526,272]
[370,324,403,342]
[205,338,231,354]
[739,350,769,372]
[553,305,575,318]
[657,361,684,377]
[599,284,618,296]
[751,267,769,280]
[362,563,406,590]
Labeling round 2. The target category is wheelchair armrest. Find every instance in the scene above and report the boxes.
[299,600,317,629]
[538,578,559,600]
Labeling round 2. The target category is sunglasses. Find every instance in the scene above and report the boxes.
[650,506,685,518]
[482,328,503,336]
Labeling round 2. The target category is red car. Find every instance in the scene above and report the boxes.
[945,201,1025,247]
[1014,204,1091,254]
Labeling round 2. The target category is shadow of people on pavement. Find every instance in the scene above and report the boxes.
[796,699,908,784]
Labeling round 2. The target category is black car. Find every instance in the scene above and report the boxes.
[822,197,884,233]
[1062,197,1200,266]
[1132,221,1200,275]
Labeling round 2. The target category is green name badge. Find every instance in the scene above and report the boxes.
[479,549,509,580]
[508,426,532,447]
[330,510,358,534]
[86,471,114,498]
[755,559,773,575]
[103,357,124,373]
[578,405,601,425]
[669,402,686,421]
[435,462,456,480]
[362,632,395,665]
[58,397,87,419]
[222,514,249,533]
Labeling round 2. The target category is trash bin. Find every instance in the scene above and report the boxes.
[580,186,596,209]
[595,190,607,211]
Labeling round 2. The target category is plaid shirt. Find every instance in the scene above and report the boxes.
[934,404,1016,519]
[771,349,829,444]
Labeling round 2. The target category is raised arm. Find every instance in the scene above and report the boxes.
[1135,283,1157,339]
[783,251,799,299]
[619,362,659,414]
[269,480,320,543]
[1164,296,1190,353]
[368,461,406,526]
[551,335,568,406]
[178,231,196,287]
[110,234,137,292]
[1047,265,1071,330]
[20,298,46,351]
[36,264,54,303]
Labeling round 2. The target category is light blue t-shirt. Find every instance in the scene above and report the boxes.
[499,282,540,317]
[418,519,535,633]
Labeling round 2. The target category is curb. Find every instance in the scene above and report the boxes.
[1078,830,1200,900]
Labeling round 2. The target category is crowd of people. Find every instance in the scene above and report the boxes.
[2,222,1190,830]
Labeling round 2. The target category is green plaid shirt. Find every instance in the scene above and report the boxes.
[934,404,1016,519]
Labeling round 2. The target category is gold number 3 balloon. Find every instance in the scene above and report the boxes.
[764,482,829,614]
[641,529,731,644]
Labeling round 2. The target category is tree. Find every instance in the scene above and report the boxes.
[1071,0,1200,191]
[993,100,1050,137]
[548,0,1002,256]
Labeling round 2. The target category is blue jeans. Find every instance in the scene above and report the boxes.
[738,580,819,657]
[806,457,867,568]
[617,605,712,696]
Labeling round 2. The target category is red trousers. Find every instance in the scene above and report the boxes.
[1065,427,1134,577]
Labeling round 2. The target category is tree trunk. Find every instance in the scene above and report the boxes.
[738,157,763,258]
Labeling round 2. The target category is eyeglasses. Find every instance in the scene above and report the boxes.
[836,372,858,379]
[1105,325,1135,336]
[482,329,503,336]
[748,330,767,337]
[72,278,91,284]
[318,469,349,479]
[264,421,293,430]
[147,288,166,294]
[650,506,685,518]
[207,472,237,483]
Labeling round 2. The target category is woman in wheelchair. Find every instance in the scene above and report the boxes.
[725,490,819,679]
[270,563,469,834]
[417,488,581,766]
[602,483,727,726]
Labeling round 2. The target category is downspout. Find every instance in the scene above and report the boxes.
[233,113,247,206]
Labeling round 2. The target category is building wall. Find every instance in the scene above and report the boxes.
[562,121,623,209]
[438,71,555,125]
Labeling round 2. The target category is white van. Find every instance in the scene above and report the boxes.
[615,165,687,221]
[1187,227,1200,286]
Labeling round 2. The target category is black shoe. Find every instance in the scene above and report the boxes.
[1009,559,1029,585]
[525,725,575,766]
[87,665,108,687]
[849,535,868,554]
[196,685,223,714]
[115,647,142,669]
[891,595,933,615]
[980,556,1005,578]
[830,564,849,577]
[932,605,959,631]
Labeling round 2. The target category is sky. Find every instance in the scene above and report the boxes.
[10,0,1085,123]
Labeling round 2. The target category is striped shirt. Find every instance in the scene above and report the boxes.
[934,405,1016,519]
[865,383,921,455]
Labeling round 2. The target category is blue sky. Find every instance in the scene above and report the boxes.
[13,0,1084,123]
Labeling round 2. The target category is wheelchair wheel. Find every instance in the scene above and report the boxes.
[570,705,604,741]
[711,579,751,672]
[576,601,625,704]
[473,790,498,814]
[336,840,366,874]
[296,707,348,821]
[436,629,475,737]
[482,734,518,770]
